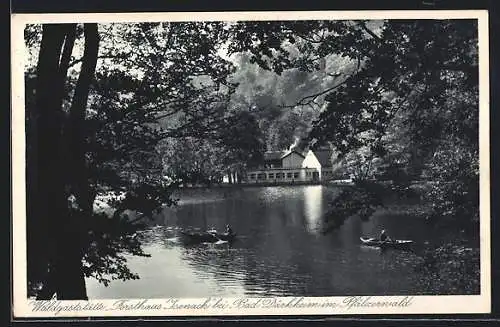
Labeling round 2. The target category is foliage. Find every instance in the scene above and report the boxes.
[283,20,478,231]
[80,211,149,287]
[160,137,226,184]
[423,143,480,227]
[226,25,363,151]
[25,19,481,298]
[229,19,481,295]
[216,110,266,171]
[322,181,387,233]
[415,243,480,294]
[159,110,266,184]
[227,19,478,205]
[25,22,239,298]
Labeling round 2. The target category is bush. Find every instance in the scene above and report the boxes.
[415,243,480,294]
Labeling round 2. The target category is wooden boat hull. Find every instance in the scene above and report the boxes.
[360,237,413,249]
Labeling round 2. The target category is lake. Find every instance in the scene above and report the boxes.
[86,185,473,299]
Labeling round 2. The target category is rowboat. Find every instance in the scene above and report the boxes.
[180,230,236,244]
[360,237,413,249]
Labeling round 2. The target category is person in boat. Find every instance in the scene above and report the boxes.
[380,229,391,243]
[207,227,218,236]
[225,224,234,236]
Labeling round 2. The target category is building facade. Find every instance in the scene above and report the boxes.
[243,148,339,185]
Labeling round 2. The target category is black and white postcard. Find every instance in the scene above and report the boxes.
[11,10,491,317]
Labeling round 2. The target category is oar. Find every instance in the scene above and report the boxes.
[207,230,218,237]
[211,233,231,245]
[206,230,225,243]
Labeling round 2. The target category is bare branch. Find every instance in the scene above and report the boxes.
[295,32,324,44]
[356,22,381,40]
[281,52,364,110]
[280,78,349,109]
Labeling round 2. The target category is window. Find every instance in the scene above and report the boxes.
[293,172,299,178]
[276,173,282,179]
[287,172,293,178]
[250,174,256,179]
[257,173,266,180]
[268,173,275,179]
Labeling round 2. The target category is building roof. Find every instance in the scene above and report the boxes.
[264,149,309,162]
[264,151,285,161]
[281,149,306,159]
[313,150,335,167]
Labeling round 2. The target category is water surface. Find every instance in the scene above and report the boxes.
[86,185,471,298]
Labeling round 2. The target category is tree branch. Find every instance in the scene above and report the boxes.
[356,22,381,40]
[147,107,185,122]
[127,213,148,225]
[280,77,350,109]
[58,24,77,78]
[281,52,363,110]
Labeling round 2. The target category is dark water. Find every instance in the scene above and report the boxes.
[86,185,469,299]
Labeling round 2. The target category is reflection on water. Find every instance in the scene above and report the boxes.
[86,185,466,299]
[303,185,323,235]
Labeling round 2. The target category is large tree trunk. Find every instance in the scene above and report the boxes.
[55,23,99,300]
[31,23,99,300]
[32,24,76,300]
[67,23,99,212]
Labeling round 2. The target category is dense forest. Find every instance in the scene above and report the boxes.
[24,19,480,299]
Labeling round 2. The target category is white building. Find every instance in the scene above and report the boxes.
[244,148,340,184]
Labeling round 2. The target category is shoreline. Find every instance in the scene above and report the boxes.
[176,179,356,189]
